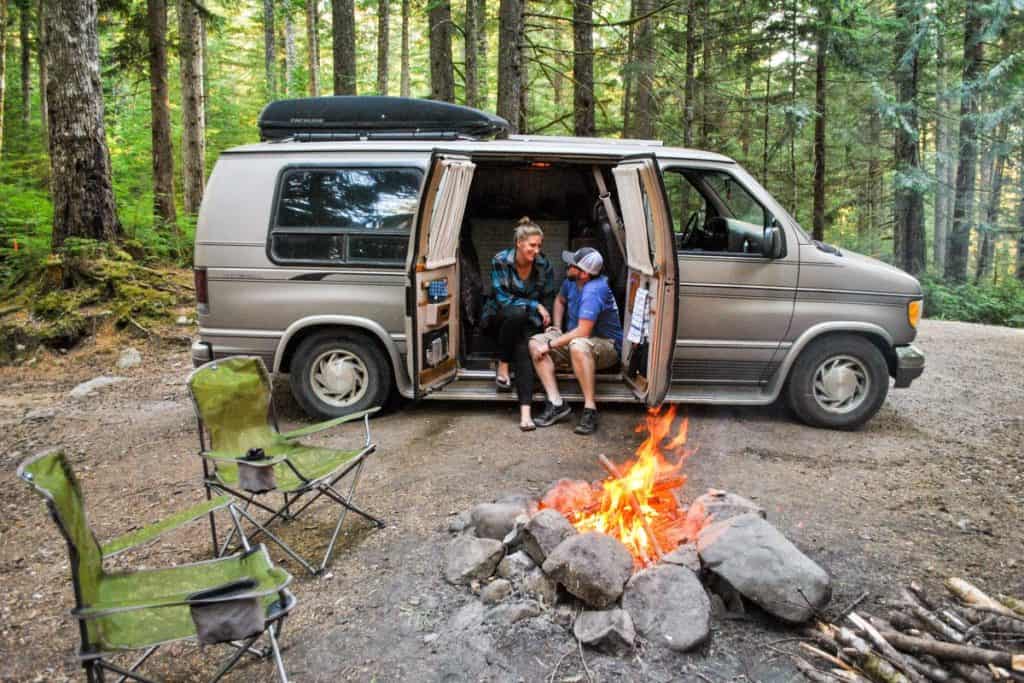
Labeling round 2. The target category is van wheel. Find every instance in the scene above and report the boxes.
[786,334,889,430]
[289,331,390,420]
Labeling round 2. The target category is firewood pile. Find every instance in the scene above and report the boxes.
[794,578,1024,682]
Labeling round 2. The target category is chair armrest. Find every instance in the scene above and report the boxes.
[74,574,284,619]
[279,407,380,441]
[101,495,233,559]
[200,451,288,468]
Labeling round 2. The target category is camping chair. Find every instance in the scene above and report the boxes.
[18,450,297,683]
[187,356,385,576]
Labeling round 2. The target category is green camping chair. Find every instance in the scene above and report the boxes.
[18,450,297,683]
[187,356,385,575]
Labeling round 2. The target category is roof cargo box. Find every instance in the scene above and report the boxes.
[258,96,511,141]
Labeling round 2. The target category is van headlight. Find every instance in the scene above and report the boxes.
[908,299,922,328]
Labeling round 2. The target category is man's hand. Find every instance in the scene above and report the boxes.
[545,326,562,336]
[537,304,551,327]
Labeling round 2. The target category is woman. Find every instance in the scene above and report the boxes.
[481,217,557,431]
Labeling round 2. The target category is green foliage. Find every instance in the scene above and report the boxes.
[921,275,1024,327]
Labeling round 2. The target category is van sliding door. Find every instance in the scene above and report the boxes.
[612,156,679,407]
[405,153,476,398]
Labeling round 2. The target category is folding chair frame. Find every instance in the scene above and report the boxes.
[189,358,386,576]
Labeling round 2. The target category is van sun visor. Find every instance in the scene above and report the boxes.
[258,96,512,141]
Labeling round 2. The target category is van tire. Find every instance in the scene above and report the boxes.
[289,331,390,420]
[786,334,889,430]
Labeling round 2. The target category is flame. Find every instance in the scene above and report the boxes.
[540,405,695,567]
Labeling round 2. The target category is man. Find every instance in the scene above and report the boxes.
[529,247,623,435]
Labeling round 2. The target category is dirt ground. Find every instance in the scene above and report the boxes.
[1,319,1022,682]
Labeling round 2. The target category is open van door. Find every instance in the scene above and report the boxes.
[405,153,476,398]
[612,156,679,407]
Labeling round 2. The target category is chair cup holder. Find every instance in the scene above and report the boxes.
[238,462,276,493]
[189,579,265,645]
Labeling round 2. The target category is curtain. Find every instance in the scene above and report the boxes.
[612,165,655,276]
[425,159,476,269]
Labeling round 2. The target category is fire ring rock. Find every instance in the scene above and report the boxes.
[472,502,530,540]
[542,532,633,609]
[522,508,577,564]
[574,609,636,655]
[697,513,831,623]
[444,535,505,585]
[621,564,710,652]
[685,489,766,531]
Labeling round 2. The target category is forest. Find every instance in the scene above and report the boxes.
[0,0,1022,353]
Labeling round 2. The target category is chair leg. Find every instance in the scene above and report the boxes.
[234,506,319,576]
[114,646,159,683]
[266,621,290,683]
[210,635,260,683]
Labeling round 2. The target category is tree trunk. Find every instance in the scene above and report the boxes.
[476,0,487,104]
[429,0,454,102]
[787,0,797,213]
[37,0,46,148]
[179,0,205,215]
[377,0,389,95]
[867,108,881,248]
[811,1,829,242]
[285,11,297,96]
[464,0,478,107]
[700,0,712,147]
[975,125,1007,283]
[400,0,410,96]
[306,0,320,96]
[893,0,925,275]
[19,0,29,125]
[147,0,176,227]
[264,0,276,98]
[44,0,120,247]
[933,3,950,272]
[496,0,522,131]
[740,41,753,160]
[1017,141,1024,281]
[945,0,984,282]
[621,0,635,137]
[572,0,594,137]
[683,0,696,148]
[331,0,356,94]
[0,0,8,157]
[629,0,655,139]
[518,0,527,133]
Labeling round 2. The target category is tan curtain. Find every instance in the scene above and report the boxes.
[612,166,655,276]
[425,159,476,269]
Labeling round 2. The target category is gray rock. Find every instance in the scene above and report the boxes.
[444,535,505,585]
[69,376,129,399]
[495,550,536,581]
[574,609,636,654]
[481,579,513,605]
[661,542,701,572]
[697,513,831,623]
[501,513,531,548]
[686,489,765,531]
[486,600,542,625]
[24,408,58,423]
[494,492,539,515]
[622,564,710,652]
[471,502,528,540]
[522,568,557,605]
[522,508,577,564]
[116,347,142,369]
[542,532,634,609]
[448,510,473,534]
[449,600,486,631]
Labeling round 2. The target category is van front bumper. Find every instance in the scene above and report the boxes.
[893,344,924,388]
[191,339,214,367]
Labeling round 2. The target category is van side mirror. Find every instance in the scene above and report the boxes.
[762,226,784,259]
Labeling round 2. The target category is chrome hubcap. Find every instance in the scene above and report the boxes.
[310,350,368,408]
[812,355,869,414]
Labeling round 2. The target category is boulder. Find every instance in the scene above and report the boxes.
[472,502,528,540]
[686,489,765,531]
[522,509,577,564]
[542,532,634,609]
[481,579,513,605]
[622,564,710,652]
[574,609,636,655]
[69,376,128,399]
[661,543,701,572]
[495,550,536,581]
[522,568,557,605]
[448,510,473,534]
[697,513,830,623]
[117,347,142,369]
[494,492,539,515]
[444,535,505,585]
[486,600,542,625]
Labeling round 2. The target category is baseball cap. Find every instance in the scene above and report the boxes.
[562,247,604,275]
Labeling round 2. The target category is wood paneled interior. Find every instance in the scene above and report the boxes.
[415,263,459,387]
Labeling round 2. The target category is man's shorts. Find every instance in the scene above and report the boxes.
[531,329,619,371]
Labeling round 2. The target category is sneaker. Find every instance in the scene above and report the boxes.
[535,401,572,427]
[574,408,599,435]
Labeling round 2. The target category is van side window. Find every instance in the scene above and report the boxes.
[662,168,774,255]
[270,167,423,267]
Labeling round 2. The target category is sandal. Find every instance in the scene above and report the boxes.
[495,375,512,391]
[519,420,536,432]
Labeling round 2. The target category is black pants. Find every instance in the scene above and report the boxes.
[494,306,541,406]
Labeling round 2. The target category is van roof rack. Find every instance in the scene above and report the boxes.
[258,96,511,141]
[507,134,663,147]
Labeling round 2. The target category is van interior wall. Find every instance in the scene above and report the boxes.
[459,162,626,365]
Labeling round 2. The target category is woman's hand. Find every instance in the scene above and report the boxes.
[536,304,551,327]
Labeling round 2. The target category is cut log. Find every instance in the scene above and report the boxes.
[901,589,966,643]
[997,595,1024,618]
[792,654,846,683]
[848,612,929,683]
[945,578,1017,618]
[831,625,912,683]
[874,627,1024,672]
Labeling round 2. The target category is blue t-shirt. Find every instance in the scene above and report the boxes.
[561,276,623,351]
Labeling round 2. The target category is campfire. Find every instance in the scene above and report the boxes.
[539,405,697,567]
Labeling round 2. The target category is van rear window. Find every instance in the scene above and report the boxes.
[270,167,423,267]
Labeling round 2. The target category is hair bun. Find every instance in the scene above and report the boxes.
[517,216,532,226]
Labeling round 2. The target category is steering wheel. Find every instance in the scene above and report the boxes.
[679,210,699,247]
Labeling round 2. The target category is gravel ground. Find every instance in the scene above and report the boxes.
[1,319,1022,682]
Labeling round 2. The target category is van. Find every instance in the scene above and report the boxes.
[192,96,924,430]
